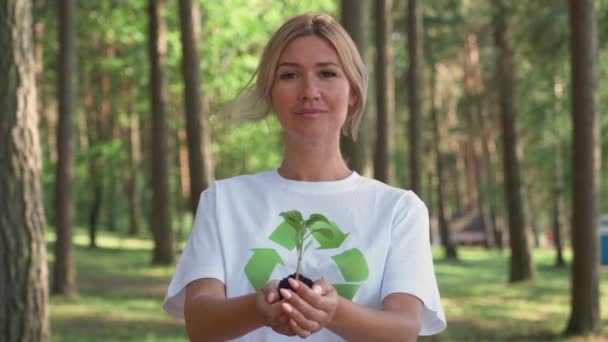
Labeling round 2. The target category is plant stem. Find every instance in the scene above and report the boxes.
[295,234,304,281]
[295,255,301,281]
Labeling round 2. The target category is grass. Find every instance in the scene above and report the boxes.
[423,248,608,341]
[47,230,187,342]
[48,230,607,341]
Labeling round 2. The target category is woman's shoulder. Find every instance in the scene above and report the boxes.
[206,170,274,193]
[359,175,420,198]
[356,176,428,216]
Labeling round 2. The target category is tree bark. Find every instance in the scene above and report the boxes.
[566,0,600,334]
[340,0,370,174]
[0,0,50,340]
[479,104,502,249]
[53,0,78,298]
[82,70,102,248]
[552,143,566,267]
[452,143,465,214]
[178,0,213,215]
[407,0,422,194]
[148,0,174,265]
[430,65,458,259]
[551,78,565,266]
[100,45,116,233]
[373,0,394,184]
[493,0,534,283]
[463,34,495,248]
[127,109,142,236]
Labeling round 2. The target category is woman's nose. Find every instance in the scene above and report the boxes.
[299,77,321,101]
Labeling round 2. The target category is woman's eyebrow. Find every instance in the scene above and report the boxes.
[277,61,339,67]
[316,61,339,67]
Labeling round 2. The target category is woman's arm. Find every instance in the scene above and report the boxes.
[184,278,297,341]
[330,292,422,342]
[279,278,422,341]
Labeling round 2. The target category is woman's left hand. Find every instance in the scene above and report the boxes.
[278,278,339,338]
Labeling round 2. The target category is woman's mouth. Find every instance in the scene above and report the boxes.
[295,109,326,118]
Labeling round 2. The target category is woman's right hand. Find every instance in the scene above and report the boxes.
[257,280,302,337]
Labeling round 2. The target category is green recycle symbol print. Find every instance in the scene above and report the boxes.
[244,213,369,300]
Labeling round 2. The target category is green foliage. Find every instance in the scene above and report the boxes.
[278,210,333,280]
[34,0,608,267]
[36,0,336,236]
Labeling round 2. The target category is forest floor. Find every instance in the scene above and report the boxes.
[47,229,608,341]
[423,248,608,341]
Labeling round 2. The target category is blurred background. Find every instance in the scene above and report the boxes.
[2,0,608,341]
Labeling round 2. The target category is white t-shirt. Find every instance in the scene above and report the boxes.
[164,170,447,341]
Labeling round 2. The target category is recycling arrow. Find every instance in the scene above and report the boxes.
[269,221,297,251]
[244,248,284,290]
[332,248,369,282]
[333,284,362,300]
[311,221,349,250]
[246,211,370,301]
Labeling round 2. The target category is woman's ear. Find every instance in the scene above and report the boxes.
[349,90,357,108]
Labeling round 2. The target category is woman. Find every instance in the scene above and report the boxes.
[164,13,446,341]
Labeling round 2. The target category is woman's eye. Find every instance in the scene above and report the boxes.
[279,72,298,80]
[320,70,337,78]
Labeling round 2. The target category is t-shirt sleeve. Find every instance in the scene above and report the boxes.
[380,191,447,336]
[163,185,225,318]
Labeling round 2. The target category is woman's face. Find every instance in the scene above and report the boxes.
[271,35,355,144]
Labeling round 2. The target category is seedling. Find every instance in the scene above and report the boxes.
[278,210,334,290]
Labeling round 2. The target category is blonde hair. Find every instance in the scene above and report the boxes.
[249,13,368,139]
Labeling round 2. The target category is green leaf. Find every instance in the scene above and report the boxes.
[280,210,304,231]
[280,210,303,222]
[311,221,349,249]
[305,213,330,227]
[311,228,334,240]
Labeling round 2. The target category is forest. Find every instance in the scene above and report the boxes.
[1,0,607,340]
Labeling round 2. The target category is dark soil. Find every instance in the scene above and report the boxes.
[278,273,314,299]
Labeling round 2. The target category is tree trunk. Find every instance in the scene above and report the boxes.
[0,0,50,340]
[479,103,502,249]
[100,45,116,233]
[175,122,190,245]
[148,0,174,265]
[83,73,103,248]
[453,144,465,214]
[373,0,394,184]
[566,0,600,334]
[83,71,102,248]
[430,64,458,260]
[552,143,566,267]
[340,0,370,174]
[178,0,213,215]
[407,0,422,194]
[53,0,78,298]
[127,110,142,236]
[463,34,495,248]
[493,0,534,283]
[33,0,58,166]
[551,78,565,266]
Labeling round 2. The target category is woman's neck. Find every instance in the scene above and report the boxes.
[278,136,351,182]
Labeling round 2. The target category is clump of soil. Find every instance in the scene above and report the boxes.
[278,273,314,300]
